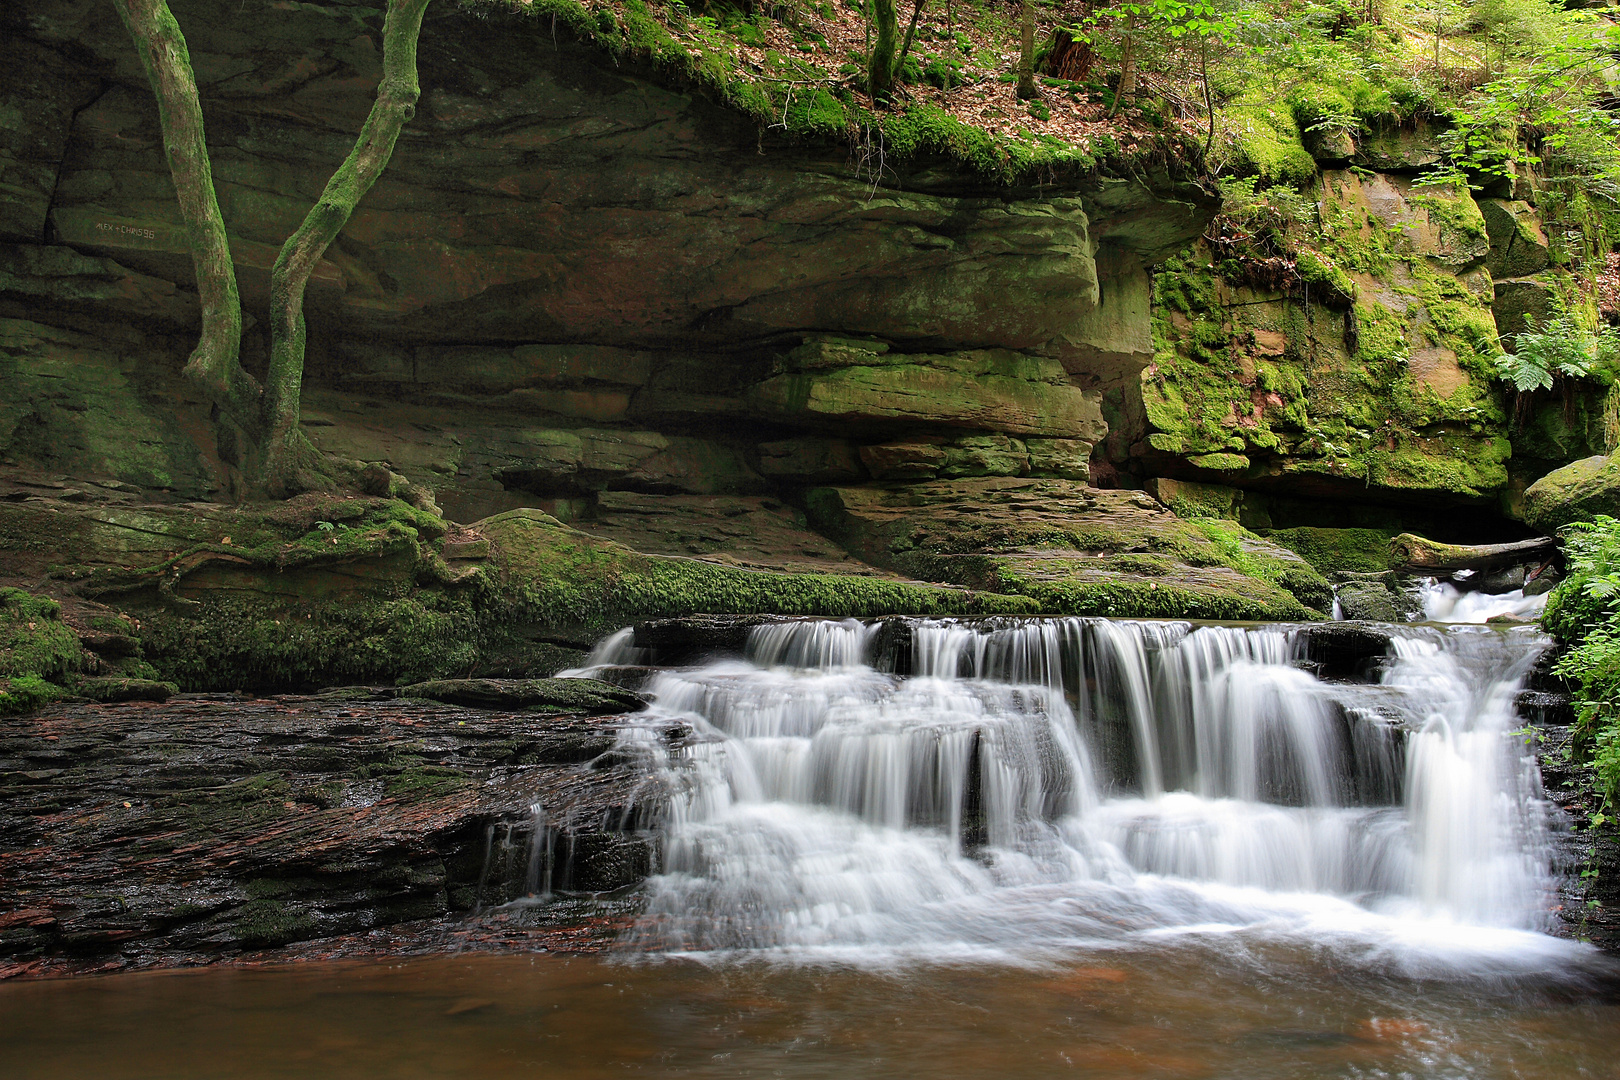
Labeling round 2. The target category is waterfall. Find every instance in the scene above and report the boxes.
[1418,577,1549,623]
[590,616,1569,966]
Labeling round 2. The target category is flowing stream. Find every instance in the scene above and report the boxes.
[5,616,1617,1078]
[600,617,1578,971]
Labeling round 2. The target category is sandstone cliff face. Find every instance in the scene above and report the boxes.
[1101,123,1614,532]
[1,0,1213,524]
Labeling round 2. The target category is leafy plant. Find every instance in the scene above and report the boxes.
[1547,516,1620,813]
[1495,311,1620,392]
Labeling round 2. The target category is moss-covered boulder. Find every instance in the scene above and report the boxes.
[1523,454,1620,531]
[1478,199,1551,279]
[1333,574,1422,622]
[1120,168,1513,506]
[398,677,643,714]
[0,587,85,714]
[481,507,1038,644]
[1262,527,1398,575]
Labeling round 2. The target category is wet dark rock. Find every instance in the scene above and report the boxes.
[1516,690,1573,727]
[1526,645,1572,695]
[397,678,644,714]
[0,695,668,971]
[1534,725,1620,953]
[1333,575,1422,622]
[632,615,788,664]
[1524,564,1562,597]
[1479,564,1527,592]
[869,618,916,676]
[1296,623,1394,681]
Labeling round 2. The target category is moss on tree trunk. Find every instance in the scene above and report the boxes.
[264,0,431,497]
[114,0,431,499]
[110,0,258,437]
[869,0,899,102]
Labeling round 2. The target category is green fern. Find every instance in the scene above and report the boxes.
[1497,312,1620,392]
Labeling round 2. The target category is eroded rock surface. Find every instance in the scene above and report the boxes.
[0,693,669,975]
[1,0,1213,522]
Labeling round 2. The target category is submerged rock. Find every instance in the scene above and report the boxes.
[1333,575,1422,623]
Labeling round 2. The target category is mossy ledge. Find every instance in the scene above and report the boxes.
[0,484,1345,698]
[1,497,1039,696]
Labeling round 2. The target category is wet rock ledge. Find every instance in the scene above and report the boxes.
[0,685,670,977]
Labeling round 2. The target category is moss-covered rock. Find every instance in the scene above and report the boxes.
[398,678,643,714]
[807,478,1331,620]
[1126,171,1513,505]
[1334,576,1421,622]
[0,587,85,713]
[483,508,1038,644]
[1262,527,1398,575]
[1523,454,1620,532]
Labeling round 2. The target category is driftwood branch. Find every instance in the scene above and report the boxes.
[1390,533,1558,574]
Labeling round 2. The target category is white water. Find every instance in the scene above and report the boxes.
[1420,578,1549,623]
[584,617,1579,972]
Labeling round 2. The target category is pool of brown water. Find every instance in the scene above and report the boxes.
[2,945,1617,1079]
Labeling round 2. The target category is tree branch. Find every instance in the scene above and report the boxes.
[111,0,262,436]
[262,0,432,495]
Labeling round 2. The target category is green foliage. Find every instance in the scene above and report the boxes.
[1496,311,1620,393]
[1543,515,1620,644]
[1547,516,1620,811]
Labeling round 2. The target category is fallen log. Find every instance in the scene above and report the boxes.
[1389,533,1558,574]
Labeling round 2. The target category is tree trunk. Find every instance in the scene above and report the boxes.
[1110,15,1137,116]
[1201,36,1215,158]
[869,0,898,102]
[262,0,431,496]
[1390,533,1558,574]
[897,0,928,78]
[1016,0,1038,100]
[110,0,260,437]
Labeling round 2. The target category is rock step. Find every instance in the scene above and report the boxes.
[396,678,644,714]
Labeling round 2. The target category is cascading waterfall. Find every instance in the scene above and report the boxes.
[586,616,1573,968]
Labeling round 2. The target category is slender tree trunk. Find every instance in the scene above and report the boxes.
[1016,0,1038,100]
[869,0,899,102]
[1110,14,1137,116]
[110,0,260,436]
[262,0,431,495]
[1201,36,1215,158]
[897,0,927,78]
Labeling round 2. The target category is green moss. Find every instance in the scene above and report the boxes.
[1225,105,1318,187]
[0,674,63,716]
[384,766,472,800]
[157,772,293,831]
[1262,527,1396,575]
[0,588,84,681]
[233,899,318,948]
[988,561,1313,621]
[140,590,484,691]
[1107,553,1173,576]
[484,509,1036,641]
[1295,249,1356,303]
